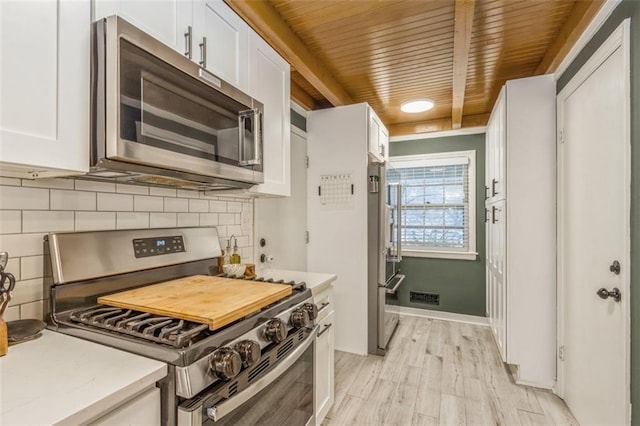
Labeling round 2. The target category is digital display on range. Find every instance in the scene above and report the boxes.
[133,236,185,258]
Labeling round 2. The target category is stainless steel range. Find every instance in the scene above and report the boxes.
[44,227,318,425]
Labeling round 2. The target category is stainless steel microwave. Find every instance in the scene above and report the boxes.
[89,15,264,190]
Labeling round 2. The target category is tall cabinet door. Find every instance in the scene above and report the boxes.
[0,0,89,177]
[249,31,291,197]
[193,0,249,92]
[94,0,193,55]
[490,199,507,360]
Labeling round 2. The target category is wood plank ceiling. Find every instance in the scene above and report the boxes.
[226,0,604,136]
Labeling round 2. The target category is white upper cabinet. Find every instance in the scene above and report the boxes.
[0,0,90,178]
[248,30,291,197]
[94,0,193,56]
[367,107,388,163]
[193,0,249,92]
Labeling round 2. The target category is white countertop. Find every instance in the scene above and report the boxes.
[0,330,167,425]
[257,268,337,295]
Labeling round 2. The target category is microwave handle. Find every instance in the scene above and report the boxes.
[239,109,262,167]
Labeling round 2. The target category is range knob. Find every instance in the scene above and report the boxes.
[290,308,310,329]
[234,340,261,367]
[302,302,318,320]
[263,318,287,343]
[209,347,242,380]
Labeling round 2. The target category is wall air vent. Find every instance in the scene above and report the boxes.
[410,291,440,305]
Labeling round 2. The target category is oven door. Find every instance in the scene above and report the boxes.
[178,326,317,426]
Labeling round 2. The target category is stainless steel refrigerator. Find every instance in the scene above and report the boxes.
[367,162,404,355]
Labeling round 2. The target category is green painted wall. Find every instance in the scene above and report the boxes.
[556,1,639,422]
[389,133,486,317]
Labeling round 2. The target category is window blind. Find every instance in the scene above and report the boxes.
[388,157,470,251]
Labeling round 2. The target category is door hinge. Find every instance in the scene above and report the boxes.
[305,156,309,168]
[559,345,565,361]
[305,231,309,244]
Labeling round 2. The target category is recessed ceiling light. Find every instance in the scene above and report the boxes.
[401,99,434,113]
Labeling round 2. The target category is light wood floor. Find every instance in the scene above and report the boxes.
[324,316,578,425]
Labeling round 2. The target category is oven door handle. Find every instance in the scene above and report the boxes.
[206,324,319,422]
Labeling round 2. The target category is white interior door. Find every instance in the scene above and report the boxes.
[557,21,630,425]
[254,129,307,271]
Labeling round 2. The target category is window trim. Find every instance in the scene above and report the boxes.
[390,150,477,261]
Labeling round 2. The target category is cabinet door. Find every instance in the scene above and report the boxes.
[0,0,89,177]
[315,310,334,425]
[489,199,506,361]
[94,0,192,55]
[248,31,291,197]
[493,88,506,201]
[193,0,249,92]
[379,125,389,163]
[368,110,383,162]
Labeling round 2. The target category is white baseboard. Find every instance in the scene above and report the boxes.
[389,305,489,326]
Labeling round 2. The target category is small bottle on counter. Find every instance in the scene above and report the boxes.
[230,238,241,264]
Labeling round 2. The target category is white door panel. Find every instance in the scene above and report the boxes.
[558,22,630,425]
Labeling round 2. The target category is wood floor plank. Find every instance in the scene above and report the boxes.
[412,412,439,425]
[384,383,420,425]
[441,344,465,397]
[518,409,551,425]
[440,393,466,425]
[345,355,384,399]
[422,354,444,392]
[414,387,441,418]
[534,389,579,426]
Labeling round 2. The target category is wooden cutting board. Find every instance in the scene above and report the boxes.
[97,275,292,331]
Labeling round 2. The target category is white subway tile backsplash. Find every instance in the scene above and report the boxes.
[164,197,188,212]
[76,212,116,231]
[177,189,199,198]
[150,212,177,228]
[177,213,199,227]
[0,233,45,257]
[219,213,235,225]
[22,178,74,190]
[227,201,242,213]
[117,212,150,230]
[0,186,49,210]
[0,177,21,186]
[199,213,219,226]
[149,187,176,197]
[6,257,20,281]
[134,195,164,212]
[0,180,254,316]
[98,193,134,211]
[9,278,43,306]
[74,180,116,193]
[209,200,226,212]
[20,255,43,280]
[0,211,21,234]
[189,199,209,213]
[116,183,149,195]
[20,300,44,320]
[3,305,20,322]
[23,211,74,233]
[51,190,96,211]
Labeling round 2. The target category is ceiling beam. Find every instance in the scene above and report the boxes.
[535,0,605,75]
[451,0,476,130]
[290,80,317,111]
[388,113,489,137]
[225,0,353,106]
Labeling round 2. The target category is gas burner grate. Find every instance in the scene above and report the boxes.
[69,305,209,348]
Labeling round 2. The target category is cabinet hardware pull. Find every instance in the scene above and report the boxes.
[485,208,489,223]
[318,302,330,312]
[199,37,207,68]
[317,323,333,337]
[485,185,490,200]
[492,206,498,223]
[492,179,499,196]
[184,26,192,59]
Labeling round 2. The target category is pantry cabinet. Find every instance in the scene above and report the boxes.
[0,0,90,178]
[485,74,556,388]
[314,285,334,426]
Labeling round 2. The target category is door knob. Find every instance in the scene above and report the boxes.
[596,287,621,302]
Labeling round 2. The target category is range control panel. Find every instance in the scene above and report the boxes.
[133,235,185,258]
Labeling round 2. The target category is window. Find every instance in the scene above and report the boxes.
[388,150,477,260]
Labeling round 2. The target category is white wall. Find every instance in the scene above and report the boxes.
[0,177,254,321]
